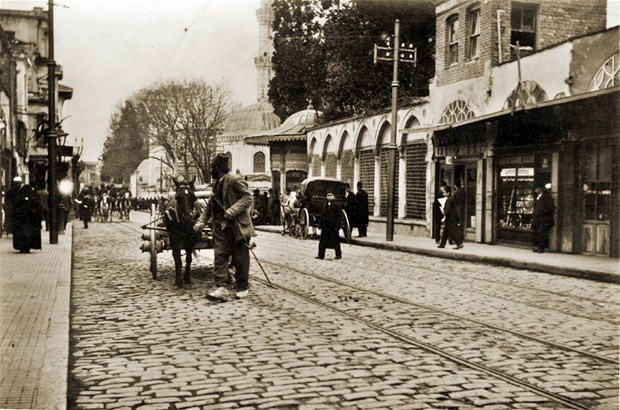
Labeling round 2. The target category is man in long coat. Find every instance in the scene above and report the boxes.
[532,185,555,253]
[316,192,342,260]
[195,154,256,301]
[12,183,43,253]
[355,181,369,237]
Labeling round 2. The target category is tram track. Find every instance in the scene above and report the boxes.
[248,270,616,410]
[254,239,618,357]
[118,220,617,408]
[258,237,619,325]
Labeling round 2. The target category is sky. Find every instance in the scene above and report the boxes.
[4,0,262,162]
[2,0,619,162]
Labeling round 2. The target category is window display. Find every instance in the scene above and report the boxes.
[498,167,535,230]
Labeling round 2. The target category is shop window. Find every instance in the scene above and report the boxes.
[447,15,459,65]
[498,166,535,230]
[583,143,611,221]
[511,3,537,58]
[467,7,481,60]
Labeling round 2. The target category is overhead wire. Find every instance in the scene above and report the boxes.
[157,1,212,80]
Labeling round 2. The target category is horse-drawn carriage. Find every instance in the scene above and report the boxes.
[281,177,352,241]
[140,177,213,286]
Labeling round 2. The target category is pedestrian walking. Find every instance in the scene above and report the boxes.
[12,183,43,253]
[355,181,369,237]
[532,184,555,253]
[194,153,256,301]
[432,182,447,244]
[316,191,342,260]
[35,184,49,231]
[452,180,465,246]
[5,176,23,235]
[437,185,463,249]
[75,188,94,229]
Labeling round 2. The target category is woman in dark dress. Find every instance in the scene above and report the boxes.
[12,184,43,253]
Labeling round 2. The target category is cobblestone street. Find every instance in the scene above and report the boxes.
[68,214,619,409]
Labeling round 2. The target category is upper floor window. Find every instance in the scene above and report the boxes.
[447,15,459,65]
[467,8,481,60]
[511,3,537,57]
[253,151,266,173]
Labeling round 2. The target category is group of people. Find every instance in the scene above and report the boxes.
[433,180,555,253]
[251,188,281,226]
[315,181,369,260]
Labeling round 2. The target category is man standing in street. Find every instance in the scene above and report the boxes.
[355,181,369,237]
[194,154,256,301]
[316,191,342,260]
[437,185,463,249]
[532,184,555,253]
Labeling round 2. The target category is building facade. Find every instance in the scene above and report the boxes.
[307,0,618,257]
[0,7,73,192]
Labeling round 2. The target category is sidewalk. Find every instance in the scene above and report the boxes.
[0,225,72,410]
[257,225,620,284]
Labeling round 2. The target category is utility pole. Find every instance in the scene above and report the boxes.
[373,19,416,241]
[47,0,58,244]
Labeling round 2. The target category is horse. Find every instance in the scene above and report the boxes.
[117,192,131,222]
[163,176,199,288]
[99,193,111,223]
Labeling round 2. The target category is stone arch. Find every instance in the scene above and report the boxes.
[503,80,548,109]
[589,52,619,91]
[355,125,373,158]
[376,119,392,154]
[440,100,475,124]
[323,134,338,178]
[339,130,354,186]
[400,115,421,147]
[308,137,321,177]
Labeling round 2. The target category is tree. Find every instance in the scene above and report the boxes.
[269,0,435,122]
[100,100,149,184]
[269,0,327,121]
[133,79,236,183]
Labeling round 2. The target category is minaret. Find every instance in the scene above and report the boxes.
[255,0,274,103]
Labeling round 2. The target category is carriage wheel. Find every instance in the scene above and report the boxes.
[340,209,352,242]
[149,204,158,279]
[298,208,309,240]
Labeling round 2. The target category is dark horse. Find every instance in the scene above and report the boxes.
[163,176,198,288]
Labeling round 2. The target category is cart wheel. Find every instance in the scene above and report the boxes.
[299,208,309,239]
[340,209,352,242]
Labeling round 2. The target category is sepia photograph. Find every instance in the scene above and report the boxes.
[0,0,618,408]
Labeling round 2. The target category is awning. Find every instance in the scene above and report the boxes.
[423,87,619,149]
[401,87,619,135]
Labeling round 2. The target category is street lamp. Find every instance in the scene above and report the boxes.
[46,0,59,244]
[373,19,416,242]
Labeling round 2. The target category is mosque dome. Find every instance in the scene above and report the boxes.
[223,101,281,134]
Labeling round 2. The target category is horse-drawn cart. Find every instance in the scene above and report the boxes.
[282,177,352,241]
[140,189,213,280]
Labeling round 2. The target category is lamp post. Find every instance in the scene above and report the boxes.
[46,0,58,244]
[373,19,416,241]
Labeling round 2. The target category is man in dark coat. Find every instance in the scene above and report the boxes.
[344,183,357,231]
[195,154,256,301]
[75,188,94,228]
[437,185,463,249]
[532,185,555,253]
[316,192,342,260]
[355,181,369,237]
[12,183,43,253]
